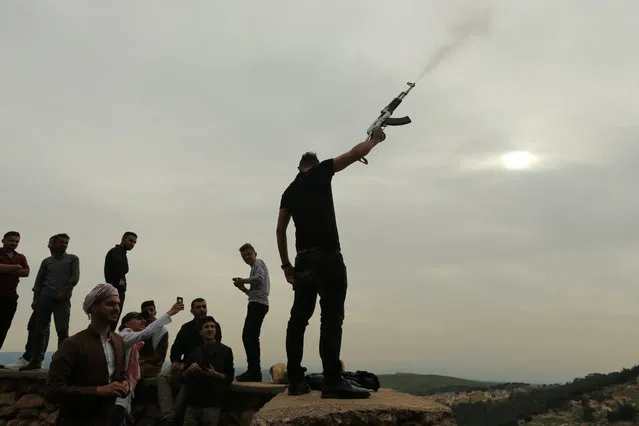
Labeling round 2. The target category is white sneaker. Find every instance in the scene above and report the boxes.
[6,357,29,369]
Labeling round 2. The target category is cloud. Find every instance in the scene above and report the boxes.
[1,0,638,384]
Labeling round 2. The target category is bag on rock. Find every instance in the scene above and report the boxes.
[343,370,380,391]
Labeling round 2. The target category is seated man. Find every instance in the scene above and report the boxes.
[112,300,184,426]
[157,298,222,425]
[138,300,170,378]
[182,316,234,426]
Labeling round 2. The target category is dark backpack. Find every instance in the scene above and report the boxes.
[343,370,380,391]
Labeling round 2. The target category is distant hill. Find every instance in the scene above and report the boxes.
[378,372,502,395]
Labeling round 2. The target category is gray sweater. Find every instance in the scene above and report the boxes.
[247,259,270,306]
[33,253,80,298]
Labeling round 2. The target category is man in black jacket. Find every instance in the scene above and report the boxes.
[182,316,233,426]
[104,231,137,315]
[157,298,222,425]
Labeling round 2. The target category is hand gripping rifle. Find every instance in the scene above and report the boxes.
[359,81,416,165]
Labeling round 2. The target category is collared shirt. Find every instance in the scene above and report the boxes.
[0,247,29,297]
[33,253,80,297]
[247,259,270,306]
[100,332,116,383]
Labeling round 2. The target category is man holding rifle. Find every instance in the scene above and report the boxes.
[276,127,387,399]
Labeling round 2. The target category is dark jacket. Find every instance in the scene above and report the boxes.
[45,325,127,426]
[170,318,222,364]
[183,342,234,407]
[104,245,128,287]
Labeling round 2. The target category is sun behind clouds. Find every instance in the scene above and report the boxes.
[501,151,538,170]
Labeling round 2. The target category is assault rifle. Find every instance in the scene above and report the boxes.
[360,81,416,165]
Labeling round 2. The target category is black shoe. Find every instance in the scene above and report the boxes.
[19,362,42,371]
[235,370,262,382]
[321,379,371,399]
[287,381,311,396]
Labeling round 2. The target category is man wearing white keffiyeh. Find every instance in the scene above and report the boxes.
[111,299,185,426]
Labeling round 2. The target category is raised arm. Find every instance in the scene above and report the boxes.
[332,127,387,173]
[120,312,173,347]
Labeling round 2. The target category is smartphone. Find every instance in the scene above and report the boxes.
[177,296,183,304]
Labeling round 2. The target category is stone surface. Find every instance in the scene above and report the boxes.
[231,381,287,395]
[15,394,44,410]
[251,388,457,426]
[0,393,17,407]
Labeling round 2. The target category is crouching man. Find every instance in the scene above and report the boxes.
[44,283,128,426]
[182,316,234,426]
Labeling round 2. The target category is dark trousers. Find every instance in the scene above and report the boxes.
[0,296,18,351]
[111,404,127,426]
[285,250,347,384]
[110,285,126,332]
[242,302,269,373]
[29,293,71,364]
[23,309,50,362]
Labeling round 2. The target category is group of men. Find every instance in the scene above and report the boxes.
[0,126,389,424]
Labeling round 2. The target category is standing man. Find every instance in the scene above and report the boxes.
[21,233,80,371]
[8,235,54,370]
[44,283,129,425]
[232,243,270,382]
[0,231,30,368]
[276,128,387,399]
[104,231,137,317]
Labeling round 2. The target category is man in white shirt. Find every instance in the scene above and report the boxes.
[112,300,185,426]
[232,243,270,382]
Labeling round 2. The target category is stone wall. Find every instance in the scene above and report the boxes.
[0,369,285,426]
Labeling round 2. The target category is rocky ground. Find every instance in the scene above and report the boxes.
[523,381,639,425]
[427,379,639,425]
[252,388,456,426]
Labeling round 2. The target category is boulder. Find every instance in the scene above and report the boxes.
[251,388,456,425]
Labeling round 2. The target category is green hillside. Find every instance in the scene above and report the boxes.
[378,373,501,395]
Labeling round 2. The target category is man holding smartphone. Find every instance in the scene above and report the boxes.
[232,243,270,382]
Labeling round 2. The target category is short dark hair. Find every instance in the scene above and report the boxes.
[199,316,217,330]
[54,233,70,241]
[141,300,155,310]
[122,231,137,239]
[239,243,254,252]
[299,152,320,168]
[191,297,206,309]
[3,231,20,239]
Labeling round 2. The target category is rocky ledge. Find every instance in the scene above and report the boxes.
[251,388,457,426]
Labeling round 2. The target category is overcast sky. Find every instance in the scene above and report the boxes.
[1,0,638,384]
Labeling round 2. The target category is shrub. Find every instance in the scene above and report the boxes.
[606,401,637,422]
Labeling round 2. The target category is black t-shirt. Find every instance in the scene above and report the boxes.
[280,159,340,252]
